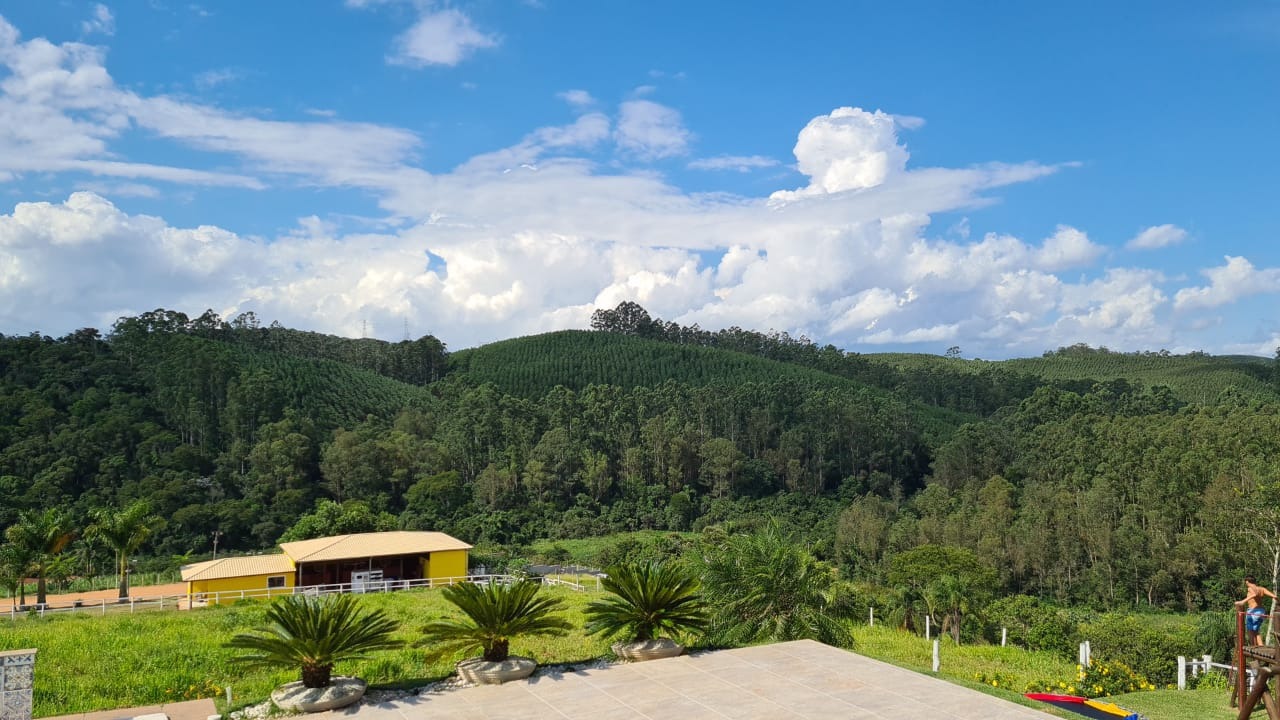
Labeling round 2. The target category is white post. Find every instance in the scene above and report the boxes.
[226,685,232,705]
[1177,656,1186,690]
[101,599,106,615]
[869,607,874,626]
[1078,642,1086,666]
[1204,654,1213,680]
[1001,627,1007,647]
[1085,640,1091,666]
[932,639,940,672]
[130,598,135,613]
[925,614,931,640]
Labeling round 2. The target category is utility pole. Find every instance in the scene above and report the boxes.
[212,529,223,559]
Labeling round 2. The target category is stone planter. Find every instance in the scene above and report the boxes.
[612,638,683,662]
[457,656,536,684]
[270,676,366,712]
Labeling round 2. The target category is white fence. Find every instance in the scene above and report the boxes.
[3,573,591,620]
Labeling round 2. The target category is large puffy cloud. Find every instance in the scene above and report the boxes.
[770,107,909,202]
[1174,256,1280,310]
[0,17,1268,357]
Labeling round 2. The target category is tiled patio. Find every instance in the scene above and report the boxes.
[309,640,1060,719]
[42,698,217,720]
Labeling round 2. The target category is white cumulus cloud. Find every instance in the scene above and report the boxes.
[81,4,115,36]
[614,100,692,160]
[1174,256,1280,310]
[1128,224,1188,250]
[770,107,909,202]
[388,8,498,67]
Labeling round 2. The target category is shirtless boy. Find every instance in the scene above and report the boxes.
[1235,575,1277,646]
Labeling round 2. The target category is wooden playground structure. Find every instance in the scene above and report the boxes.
[1236,610,1280,719]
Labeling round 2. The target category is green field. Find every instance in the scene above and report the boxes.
[0,587,611,716]
[0,587,1239,719]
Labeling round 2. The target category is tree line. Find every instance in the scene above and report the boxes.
[0,307,1276,619]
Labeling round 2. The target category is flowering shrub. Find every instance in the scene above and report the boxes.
[1025,660,1156,698]
[164,679,222,701]
[973,671,1017,689]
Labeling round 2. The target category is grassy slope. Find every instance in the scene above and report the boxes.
[449,330,872,395]
[0,587,609,716]
[449,330,975,441]
[1,588,1234,719]
[871,351,1276,405]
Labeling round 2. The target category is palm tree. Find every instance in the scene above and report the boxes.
[226,594,401,688]
[422,580,571,662]
[4,509,74,606]
[584,561,707,643]
[925,574,972,644]
[86,500,162,599]
[698,520,854,648]
[0,543,32,608]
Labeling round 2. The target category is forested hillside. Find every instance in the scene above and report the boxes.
[1,304,1278,615]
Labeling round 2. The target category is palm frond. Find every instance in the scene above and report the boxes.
[226,594,401,687]
[584,561,707,642]
[421,580,570,662]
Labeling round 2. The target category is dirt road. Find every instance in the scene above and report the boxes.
[5,582,188,610]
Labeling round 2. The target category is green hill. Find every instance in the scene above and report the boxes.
[448,330,976,441]
[867,348,1276,404]
[450,330,875,395]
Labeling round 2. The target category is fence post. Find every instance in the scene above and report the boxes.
[1203,654,1212,679]
[1001,627,1007,647]
[1177,656,1186,690]
[869,607,874,626]
[932,639,940,672]
[1078,642,1087,666]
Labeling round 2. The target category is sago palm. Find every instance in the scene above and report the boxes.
[422,580,571,662]
[584,561,707,643]
[699,520,854,648]
[226,594,401,688]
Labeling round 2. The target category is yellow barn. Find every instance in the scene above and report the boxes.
[181,530,472,605]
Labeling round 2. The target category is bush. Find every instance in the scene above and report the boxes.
[1080,613,1198,686]
[983,595,1078,655]
[1026,659,1157,698]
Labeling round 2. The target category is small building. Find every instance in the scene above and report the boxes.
[181,530,472,605]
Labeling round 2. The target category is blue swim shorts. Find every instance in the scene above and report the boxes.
[1247,607,1267,632]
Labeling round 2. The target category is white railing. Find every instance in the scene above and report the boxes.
[3,572,594,620]
[1177,654,1238,690]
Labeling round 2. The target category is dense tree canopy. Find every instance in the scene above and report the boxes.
[0,306,1276,616]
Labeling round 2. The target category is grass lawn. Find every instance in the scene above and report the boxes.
[0,587,1237,720]
[0,586,610,716]
[1111,688,1236,720]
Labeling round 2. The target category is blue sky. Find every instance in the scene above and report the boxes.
[0,1,1277,358]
